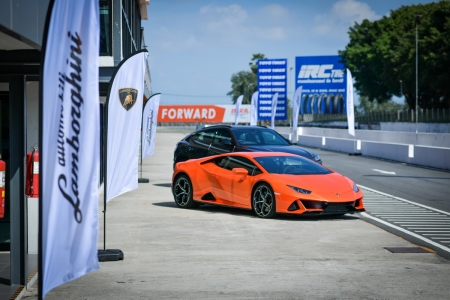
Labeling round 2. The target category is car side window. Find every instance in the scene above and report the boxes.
[212,129,233,145]
[191,130,214,146]
[236,131,261,145]
[213,156,262,176]
[261,131,285,145]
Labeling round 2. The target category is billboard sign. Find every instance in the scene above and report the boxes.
[257,59,287,120]
[158,105,250,123]
[295,55,346,114]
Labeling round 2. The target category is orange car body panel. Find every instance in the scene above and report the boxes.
[172,152,365,215]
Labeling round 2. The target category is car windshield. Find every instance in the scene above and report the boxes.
[233,128,290,146]
[254,156,331,175]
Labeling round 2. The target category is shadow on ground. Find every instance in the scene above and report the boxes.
[153,183,172,188]
[153,201,359,221]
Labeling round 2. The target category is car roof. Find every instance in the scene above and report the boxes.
[219,151,296,158]
[200,125,268,130]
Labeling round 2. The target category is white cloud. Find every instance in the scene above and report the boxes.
[313,0,381,36]
[258,4,291,24]
[332,0,379,23]
[197,4,291,44]
[152,27,200,52]
[255,27,287,40]
[200,4,248,32]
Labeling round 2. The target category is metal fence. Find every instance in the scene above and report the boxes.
[297,108,450,123]
[155,108,450,130]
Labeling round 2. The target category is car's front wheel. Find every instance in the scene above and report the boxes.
[172,174,199,208]
[252,183,276,218]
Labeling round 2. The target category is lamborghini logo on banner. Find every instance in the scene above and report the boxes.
[119,88,138,111]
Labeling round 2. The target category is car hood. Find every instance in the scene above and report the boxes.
[244,145,315,159]
[279,173,356,201]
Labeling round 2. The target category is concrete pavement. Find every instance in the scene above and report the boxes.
[21,130,450,299]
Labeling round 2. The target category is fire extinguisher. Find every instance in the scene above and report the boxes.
[26,146,39,198]
[0,155,5,218]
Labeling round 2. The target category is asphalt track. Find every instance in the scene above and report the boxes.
[299,145,450,259]
[22,131,450,300]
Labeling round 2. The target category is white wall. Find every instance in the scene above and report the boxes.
[276,126,450,171]
[276,126,450,148]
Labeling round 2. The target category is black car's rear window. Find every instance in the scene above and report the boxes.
[232,128,290,146]
[255,156,331,175]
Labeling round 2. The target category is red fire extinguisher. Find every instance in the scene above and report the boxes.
[26,147,39,198]
[0,155,5,218]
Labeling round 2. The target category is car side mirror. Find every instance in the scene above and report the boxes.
[220,138,233,146]
[284,137,292,145]
[232,167,248,182]
[232,167,248,175]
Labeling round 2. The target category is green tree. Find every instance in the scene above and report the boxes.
[356,96,408,114]
[339,1,450,109]
[228,54,266,104]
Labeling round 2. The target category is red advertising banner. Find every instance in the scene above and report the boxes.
[158,105,226,123]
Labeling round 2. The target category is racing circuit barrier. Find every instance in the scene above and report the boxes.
[276,127,450,171]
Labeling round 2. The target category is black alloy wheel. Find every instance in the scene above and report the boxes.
[173,174,199,208]
[252,183,276,218]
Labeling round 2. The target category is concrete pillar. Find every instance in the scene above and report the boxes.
[9,75,27,285]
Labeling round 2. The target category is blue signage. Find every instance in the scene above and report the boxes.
[257,58,287,120]
[295,55,346,114]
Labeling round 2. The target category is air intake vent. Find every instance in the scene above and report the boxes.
[201,193,216,200]
[288,201,300,211]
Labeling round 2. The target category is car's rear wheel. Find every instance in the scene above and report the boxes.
[173,174,199,208]
[252,183,276,218]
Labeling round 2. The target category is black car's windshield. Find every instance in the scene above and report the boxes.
[233,129,290,146]
[255,156,331,175]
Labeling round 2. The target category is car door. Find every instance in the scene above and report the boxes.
[209,155,261,208]
[209,128,234,156]
[187,129,215,159]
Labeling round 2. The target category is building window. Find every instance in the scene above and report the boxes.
[121,0,142,57]
[100,1,111,56]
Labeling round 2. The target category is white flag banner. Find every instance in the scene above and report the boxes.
[235,95,243,125]
[106,50,148,202]
[250,91,258,126]
[142,93,161,159]
[270,93,279,129]
[41,0,100,297]
[346,69,355,136]
[292,86,303,130]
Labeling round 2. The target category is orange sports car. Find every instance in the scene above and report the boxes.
[172,152,365,218]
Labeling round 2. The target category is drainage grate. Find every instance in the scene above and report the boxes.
[360,186,450,251]
[384,247,431,253]
[360,185,450,254]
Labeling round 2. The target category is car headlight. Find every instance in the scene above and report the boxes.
[287,185,311,194]
[353,183,359,192]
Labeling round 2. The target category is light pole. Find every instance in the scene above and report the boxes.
[415,15,422,134]
[290,66,293,127]
[400,80,402,95]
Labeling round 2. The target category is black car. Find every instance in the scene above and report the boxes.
[173,125,322,168]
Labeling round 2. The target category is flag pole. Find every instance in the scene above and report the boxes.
[97,86,123,261]
[138,97,149,183]
[98,49,148,261]
[39,0,57,298]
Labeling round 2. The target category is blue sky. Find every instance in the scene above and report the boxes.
[143,0,435,105]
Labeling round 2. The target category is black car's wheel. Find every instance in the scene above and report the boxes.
[252,183,276,218]
[173,174,199,208]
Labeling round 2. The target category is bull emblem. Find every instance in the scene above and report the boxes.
[119,88,138,111]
